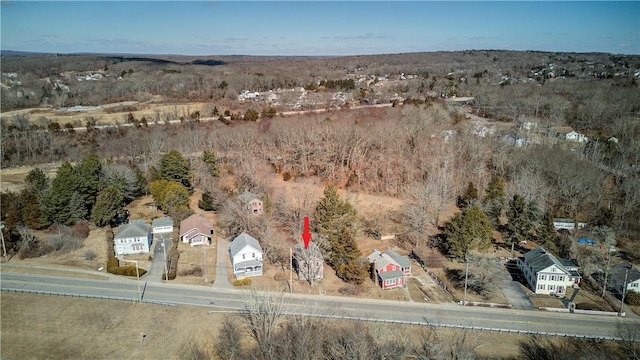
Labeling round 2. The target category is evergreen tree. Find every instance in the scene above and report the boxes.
[244,108,259,122]
[506,194,530,244]
[201,149,220,177]
[158,150,192,192]
[133,165,148,197]
[198,191,215,211]
[149,180,170,210]
[92,186,125,227]
[314,185,358,242]
[24,167,49,195]
[66,191,87,225]
[149,180,191,216]
[443,204,493,259]
[483,175,506,227]
[41,162,77,226]
[102,163,137,202]
[74,153,103,213]
[313,185,364,284]
[457,181,478,209]
[536,211,559,253]
[333,226,367,284]
[20,190,43,229]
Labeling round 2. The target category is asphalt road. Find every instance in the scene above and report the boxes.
[2,271,636,340]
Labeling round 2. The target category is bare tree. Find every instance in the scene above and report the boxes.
[240,289,288,360]
[508,165,551,213]
[17,226,38,252]
[465,251,502,297]
[215,315,244,360]
[592,226,619,298]
[615,321,640,359]
[293,241,324,286]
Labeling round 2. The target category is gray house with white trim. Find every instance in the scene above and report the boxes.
[114,220,152,256]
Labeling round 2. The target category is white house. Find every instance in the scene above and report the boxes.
[229,232,263,277]
[517,247,581,296]
[565,131,588,143]
[553,218,587,231]
[114,220,152,256]
[179,214,213,247]
[152,217,173,241]
[609,263,640,296]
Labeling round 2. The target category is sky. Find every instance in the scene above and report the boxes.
[1,1,639,56]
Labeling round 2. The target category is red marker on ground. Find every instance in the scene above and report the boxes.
[302,216,311,249]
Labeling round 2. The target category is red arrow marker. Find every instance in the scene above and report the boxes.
[302,216,311,249]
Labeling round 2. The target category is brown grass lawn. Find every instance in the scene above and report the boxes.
[0,292,223,360]
[0,292,529,360]
[0,101,209,127]
[0,163,62,193]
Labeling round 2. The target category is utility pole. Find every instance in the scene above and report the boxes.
[121,259,141,303]
[161,240,168,281]
[463,259,469,306]
[202,247,207,283]
[619,266,630,316]
[0,222,8,262]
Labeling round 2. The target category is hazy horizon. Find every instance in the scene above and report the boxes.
[2,1,639,56]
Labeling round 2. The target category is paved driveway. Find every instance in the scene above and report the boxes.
[500,261,534,310]
[211,238,233,290]
[146,238,170,283]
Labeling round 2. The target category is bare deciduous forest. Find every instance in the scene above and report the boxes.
[1,50,640,358]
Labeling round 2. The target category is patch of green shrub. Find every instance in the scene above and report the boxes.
[106,257,147,277]
[626,290,640,305]
[233,279,244,286]
[106,256,119,273]
[242,278,252,285]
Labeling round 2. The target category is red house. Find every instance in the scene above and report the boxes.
[367,249,412,290]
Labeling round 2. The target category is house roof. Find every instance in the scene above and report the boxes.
[233,259,263,269]
[384,249,411,268]
[610,263,640,284]
[229,232,262,256]
[367,249,410,272]
[378,270,404,281]
[152,217,173,228]
[115,220,150,239]
[238,191,260,204]
[179,214,213,237]
[523,247,578,276]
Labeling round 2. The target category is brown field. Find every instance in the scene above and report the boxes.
[0,292,530,360]
[0,101,210,127]
[0,163,62,193]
